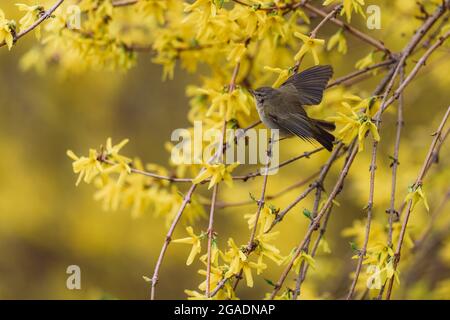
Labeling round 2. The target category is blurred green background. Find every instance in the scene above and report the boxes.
[0,0,449,299]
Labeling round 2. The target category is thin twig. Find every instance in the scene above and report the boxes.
[150,61,242,300]
[346,123,379,300]
[303,3,391,56]
[206,183,218,297]
[310,4,342,39]
[376,66,406,300]
[231,0,390,55]
[381,31,450,115]
[112,0,137,7]
[385,105,450,300]
[387,67,405,246]
[215,171,319,208]
[327,60,395,89]
[267,143,344,232]
[150,184,197,300]
[232,134,275,292]
[0,0,65,49]
[268,63,397,299]
[293,141,336,300]
[206,120,227,297]
[269,143,359,299]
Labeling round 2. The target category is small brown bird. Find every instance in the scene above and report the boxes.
[251,65,335,151]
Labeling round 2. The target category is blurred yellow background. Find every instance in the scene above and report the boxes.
[0,0,449,299]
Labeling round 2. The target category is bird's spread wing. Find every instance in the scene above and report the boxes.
[280,65,333,106]
[268,112,317,143]
[268,111,335,151]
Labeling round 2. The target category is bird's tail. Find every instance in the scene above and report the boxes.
[311,119,336,151]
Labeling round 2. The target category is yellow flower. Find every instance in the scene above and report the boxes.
[405,185,430,212]
[357,116,380,152]
[192,162,239,189]
[105,137,132,172]
[244,204,277,234]
[0,9,15,50]
[16,3,43,39]
[136,0,167,25]
[184,289,209,300]
[198,265,223,292]
[323,0,366,23]
[327,96,380,151]
[294,32,325,65]
[355,51,374,70]
[227,42,247,63]
[290,251,316,274]
[67,149,103,186]
[364,244,400,290]
[327,28,347,54]
[223,238,266,287]
[208,89,252,121]
[173,226,204,265]
[254,231,284,265]
[224,238,248,274]
[263,66,291,88]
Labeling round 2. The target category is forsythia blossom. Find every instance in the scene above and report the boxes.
[327,28,347,54]
[192,162,239,189]
[323,0,366,23]
[0,9,15,50]
[405,185,430,212]
[294,32,325,65]
[173,226,204,266]
[328,95,380,152]
[263,66,291,88]
[16,3,43,39]
[67,149,103,186]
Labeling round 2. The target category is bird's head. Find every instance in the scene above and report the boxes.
[249,87,276,109]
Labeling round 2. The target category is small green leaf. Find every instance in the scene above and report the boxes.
[264,278,276,287]
[350,241,359,253]
[303,208,312,220]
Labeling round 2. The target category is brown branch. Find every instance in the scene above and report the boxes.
[293,148,332,300]
[381,31,450,115]
[387,67,405,246]
[346,127,379,300]
[424,127,450,175]
[376,67,406,300]
[348,13,449,297]
[233,146,324,181]
[309,4,342,39]
[268,62,397,299]
[327,60,395,89]
[232,135,275,292]
[206,119,227,297]
[268,143,359,299]
[303,3,391,56]
[150,61,242,300]
[0,0,65,49]
[112,0,137,7]
[231,0,390,55]
[150,183,197,300]
[215,171,318,208]
[267,143,344,232]
[295,204,334,298]
[385,105,450,300]
[205,183,218,297]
